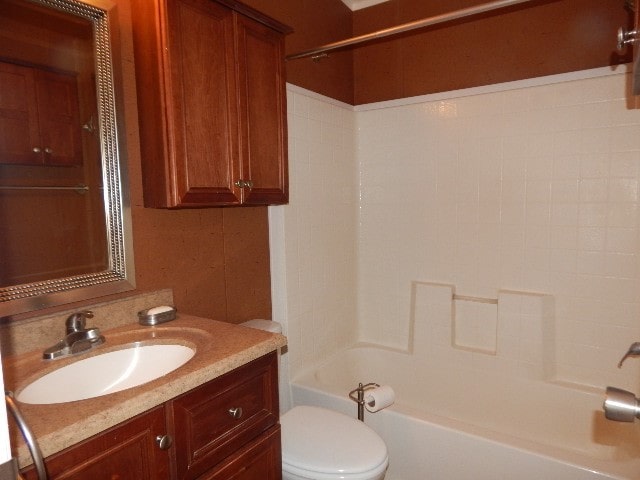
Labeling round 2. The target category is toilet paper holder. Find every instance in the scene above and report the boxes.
[349,382,380,421]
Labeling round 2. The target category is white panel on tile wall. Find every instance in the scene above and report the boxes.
[280,72,640,391]
[280,89,358,378]
[356,72,640,390]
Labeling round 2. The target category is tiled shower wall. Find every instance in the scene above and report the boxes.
[357,70,640,390]
[276,86,358,377]
[279,70,640,391]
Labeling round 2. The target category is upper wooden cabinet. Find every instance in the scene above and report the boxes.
[0,61,82,166]
[130,0,291,208]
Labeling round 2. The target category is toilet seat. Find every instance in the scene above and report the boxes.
[281,406,388,480]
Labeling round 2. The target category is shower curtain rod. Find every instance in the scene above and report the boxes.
[286,0,537,61]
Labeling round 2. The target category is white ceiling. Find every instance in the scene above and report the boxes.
[340,0,390,11]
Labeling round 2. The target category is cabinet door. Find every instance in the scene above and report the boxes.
[235,14,288,205]
[20,407,171,480]
[0,61,82,166]
[35,68,83,166]
[0,62,41,165]
[167,0,241,206]
[132,0,242,207]
[170,352,279,480]
[198,426,282,480]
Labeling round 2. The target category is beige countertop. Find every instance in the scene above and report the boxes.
[2,314,287,469]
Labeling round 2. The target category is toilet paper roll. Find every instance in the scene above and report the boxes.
[364,385,395,413]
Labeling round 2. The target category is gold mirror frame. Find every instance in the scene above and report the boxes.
[0,0,135,318]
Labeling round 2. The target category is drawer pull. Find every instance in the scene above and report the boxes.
[155,434,173,450]
[228,407,243,419]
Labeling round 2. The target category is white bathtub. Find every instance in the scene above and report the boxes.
[290,345,640,480]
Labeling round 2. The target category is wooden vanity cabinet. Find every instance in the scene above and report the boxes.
[21,406,170,480]
[202,426,281,480]
[20,352,280,480]
[130,0,290,208]
[170,351,279,479]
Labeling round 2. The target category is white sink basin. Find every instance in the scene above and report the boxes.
[17,343,195,404]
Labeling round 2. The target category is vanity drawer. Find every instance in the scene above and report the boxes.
[199,425,281,480]
[170,352,279,480]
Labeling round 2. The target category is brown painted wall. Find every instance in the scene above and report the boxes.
[231,0,633,105]
[352,0,633,104]
[241,0,355,104]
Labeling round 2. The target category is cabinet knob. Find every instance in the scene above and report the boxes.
[228,407,243,419]
[32,147,41,153]
[44,148,53,154]
[155,434,173,450]
[617,27,638,51]
[234,179,254,189]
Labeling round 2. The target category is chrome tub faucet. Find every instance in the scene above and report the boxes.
[603,342,640,422]
[617,342,640,368]
[42,311,105,360]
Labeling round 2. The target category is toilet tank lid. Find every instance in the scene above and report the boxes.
[240,319,282,334]
[281,406,388,476]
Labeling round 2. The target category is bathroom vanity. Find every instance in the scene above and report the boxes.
[3,314,286,479]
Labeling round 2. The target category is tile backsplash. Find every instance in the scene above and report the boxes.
[282,69,640,390]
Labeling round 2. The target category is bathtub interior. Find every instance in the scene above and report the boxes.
[296,345,640,461]
[291,377,638,480]
[286,285,640,478]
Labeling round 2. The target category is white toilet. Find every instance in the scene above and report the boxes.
[240,320,389,480]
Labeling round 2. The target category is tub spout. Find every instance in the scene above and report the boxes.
[603,386,640,422]
[617,341,640,368]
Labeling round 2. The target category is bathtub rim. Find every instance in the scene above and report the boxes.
[290,342,640,480]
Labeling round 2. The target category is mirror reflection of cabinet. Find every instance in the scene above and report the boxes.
[0,61,82,166]
[0,0,106,290]
[0,0,135,316]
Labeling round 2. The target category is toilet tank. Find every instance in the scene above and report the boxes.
[240,319,282,334]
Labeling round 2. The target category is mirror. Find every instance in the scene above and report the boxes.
[0,0,135,318]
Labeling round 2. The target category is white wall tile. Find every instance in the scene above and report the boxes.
[356,72,640,389]
[281,90,358,378]
[282,73,640,391]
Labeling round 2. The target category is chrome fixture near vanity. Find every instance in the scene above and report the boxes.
[42,311,104,360]
[4,392,47,480]
[603,342,640,422]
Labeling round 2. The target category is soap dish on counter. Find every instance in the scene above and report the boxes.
[138,305,177,326]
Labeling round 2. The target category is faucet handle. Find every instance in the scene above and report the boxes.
[618,342,640,368]
[65,310,93,334]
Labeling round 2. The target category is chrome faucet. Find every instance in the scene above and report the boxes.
[42,311,105,360]
[617,342,640,368]
[603,342,640,422]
